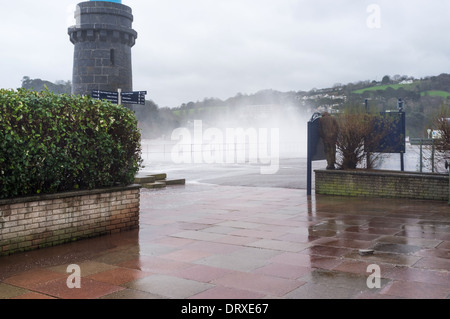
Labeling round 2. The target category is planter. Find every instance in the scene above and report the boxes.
[0,185,141,256]
[315,169,448,201]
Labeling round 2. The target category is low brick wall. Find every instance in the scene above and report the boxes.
[0,185,141,256]
[315,169,448,201]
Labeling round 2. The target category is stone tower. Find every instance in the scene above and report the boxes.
[68,0,137,96]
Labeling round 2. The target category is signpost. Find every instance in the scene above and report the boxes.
[91,89,147,105]
[121,91,147,105]
[307,113,327,196]
[91,90,119,104]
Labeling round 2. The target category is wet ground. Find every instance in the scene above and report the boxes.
[142,158,320,189]
[0,160,449,299]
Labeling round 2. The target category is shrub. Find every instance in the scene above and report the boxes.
[430,104,450,173]
[0,89,143,199]
[336,104,397,169]
[433,104,450,153]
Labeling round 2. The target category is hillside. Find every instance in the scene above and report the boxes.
[170,74,450,138]
[20,73,450,139]
[21,76,72,95]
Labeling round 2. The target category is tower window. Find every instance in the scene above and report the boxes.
[110,49,115,66]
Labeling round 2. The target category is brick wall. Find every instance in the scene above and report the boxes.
[315,170,448,201]
[0,185,141,256]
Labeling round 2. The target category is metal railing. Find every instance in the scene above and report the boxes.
[410,138,437,172]
[140,140,305,163]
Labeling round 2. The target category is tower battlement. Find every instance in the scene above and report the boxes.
[69,26,137,47]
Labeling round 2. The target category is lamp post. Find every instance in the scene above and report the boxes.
[398,98,405,172]
[446,161,450,205]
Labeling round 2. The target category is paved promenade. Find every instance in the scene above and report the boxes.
[0,183,449,299]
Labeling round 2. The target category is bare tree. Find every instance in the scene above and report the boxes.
[335,104,396,169]
[431,104,450,173]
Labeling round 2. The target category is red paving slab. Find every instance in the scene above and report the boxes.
[3,269,67,290]
[32,278,124,299]
[381,280,450,299]
[190,286,266,299]
[117,256,191,274]
[332,260,396,276]
[11,292,56,299]
[170,264,235,283]
[0,183,449,300]
[87,268,153,286]
[211,272,304,297]
[159,249,213,263]
[383,266,450,286]
[270,252,343,270]
[254,263,312,279]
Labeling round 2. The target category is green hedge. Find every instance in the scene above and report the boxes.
[0,89,143,199]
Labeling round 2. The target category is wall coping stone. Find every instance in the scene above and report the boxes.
[0,184,141,206]
[315,169,448,201]
[315,169,447,181]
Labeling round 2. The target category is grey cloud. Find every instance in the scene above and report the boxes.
[1,0,449,107]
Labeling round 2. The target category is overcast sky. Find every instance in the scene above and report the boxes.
[0,0,449,108]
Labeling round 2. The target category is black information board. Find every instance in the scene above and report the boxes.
[91,90,147,105]
[307,113,326,196]
[366,111,406,154]
[91,90,119,104]
[121,91,147,105]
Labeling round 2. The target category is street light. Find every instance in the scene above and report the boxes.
[397,98,404,112]
[446,161,450,205]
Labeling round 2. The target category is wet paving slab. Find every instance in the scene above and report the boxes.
[373,243,423,254]
[0,183,449,299]
[342,250,423,267]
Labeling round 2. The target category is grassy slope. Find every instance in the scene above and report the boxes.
[420,90,450,98]
[353,82,450,98]
[353,83,417,94]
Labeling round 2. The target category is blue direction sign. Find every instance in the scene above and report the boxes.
[91,90,119,104]
[91,90,147,105]
[121,91,147,105]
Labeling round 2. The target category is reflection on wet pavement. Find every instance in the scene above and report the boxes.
[0,183,449,299]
